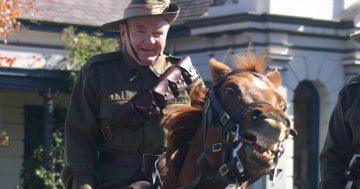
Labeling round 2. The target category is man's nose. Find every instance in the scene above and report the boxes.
[144,34,156,44]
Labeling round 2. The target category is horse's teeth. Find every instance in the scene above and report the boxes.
[257,139,270,149]
[272,144,278,151]
[256,138,278,151]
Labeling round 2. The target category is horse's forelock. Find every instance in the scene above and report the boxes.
[233,49,267,73]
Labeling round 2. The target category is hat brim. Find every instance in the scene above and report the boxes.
[101,3,179,32]
[350,31,360,42]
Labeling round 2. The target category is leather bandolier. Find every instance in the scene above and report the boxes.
[99,56,200,142]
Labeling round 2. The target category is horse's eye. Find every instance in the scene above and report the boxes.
[280,104,287,112]
[224,86,235,95]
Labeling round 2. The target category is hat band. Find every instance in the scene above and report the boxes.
[125,4,168,15]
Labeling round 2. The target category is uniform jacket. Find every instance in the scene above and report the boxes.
[61,50,203,189]
[320,75,360,189]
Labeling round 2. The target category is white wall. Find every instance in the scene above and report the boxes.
[206,0,360,21]
[0,43,68,70]
[344,0,359,9]
[270,0,336,20]
[0,90,43,189]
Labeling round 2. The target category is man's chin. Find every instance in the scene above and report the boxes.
[138,57,158,66]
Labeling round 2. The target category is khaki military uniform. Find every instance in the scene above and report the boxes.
[320,75,360,189]
[61,50,203,189]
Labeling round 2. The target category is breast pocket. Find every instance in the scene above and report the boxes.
[99,95,129,119]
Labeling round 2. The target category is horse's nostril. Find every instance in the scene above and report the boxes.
[251,109,262,119]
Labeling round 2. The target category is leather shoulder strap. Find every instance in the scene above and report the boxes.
[166,55,182,65]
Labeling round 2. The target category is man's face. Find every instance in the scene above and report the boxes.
[120,17,170,66]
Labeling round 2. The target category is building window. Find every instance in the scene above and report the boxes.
[293,81,320,189]
[23,105,44,188]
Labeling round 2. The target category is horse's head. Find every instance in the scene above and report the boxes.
[160,49,297,189]
[207,52,296,175]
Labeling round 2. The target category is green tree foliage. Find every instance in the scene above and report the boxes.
[17,27,119,189]
[61,26,119,70]
[35,130,65,188]
[18,130,64,189]
[17,106,66,189]
[61,26,120,92]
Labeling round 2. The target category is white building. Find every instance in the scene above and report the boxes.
[0,0,359,188]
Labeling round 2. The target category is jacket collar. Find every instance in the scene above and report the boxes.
[122,50,168,81]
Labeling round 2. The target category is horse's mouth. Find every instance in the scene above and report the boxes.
[241,132,279,162]
[251,141,276,162]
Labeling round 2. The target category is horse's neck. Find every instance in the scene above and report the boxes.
[177,124,204,185]
[177,124,228,188]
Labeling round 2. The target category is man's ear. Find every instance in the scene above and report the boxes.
[119,23,126,41]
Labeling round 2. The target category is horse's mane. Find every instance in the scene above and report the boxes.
[160,86,208,188]
[161,49,268,188]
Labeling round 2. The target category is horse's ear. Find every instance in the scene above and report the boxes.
[209,58,233,84]
[266,67,281,88]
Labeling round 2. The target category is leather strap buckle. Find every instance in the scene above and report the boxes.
[212,143,222,152]
[220,113,230,126]
[219,164,229,176]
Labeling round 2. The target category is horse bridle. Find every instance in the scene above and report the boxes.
[196,70,295,186]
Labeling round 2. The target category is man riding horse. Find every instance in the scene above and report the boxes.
[60,0,204,188]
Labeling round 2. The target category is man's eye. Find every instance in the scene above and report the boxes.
[154,32,163,36]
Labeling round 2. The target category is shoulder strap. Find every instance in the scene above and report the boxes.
[85,51,122,70]
[166,55,182,65]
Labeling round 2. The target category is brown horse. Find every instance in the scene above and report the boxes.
[157,49,296,189]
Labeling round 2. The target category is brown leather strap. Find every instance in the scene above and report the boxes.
[101,56,200,141]
[152,56,200,109]
[152,66,183,109]
[100,101,146,141]
[131,90,161,119]
[98,152,160,173]
[176,56,200,85]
